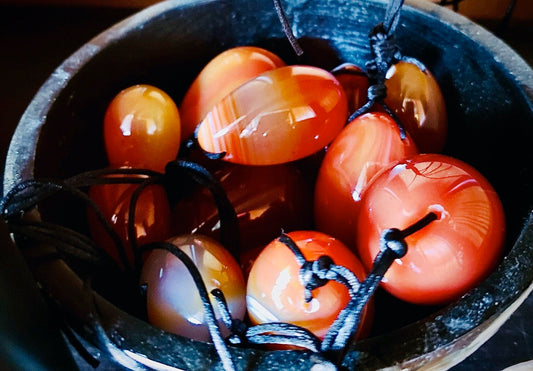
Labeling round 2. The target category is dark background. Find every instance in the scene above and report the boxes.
[0,2,532,370]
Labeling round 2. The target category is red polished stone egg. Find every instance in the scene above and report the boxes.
[246,230,372,340]
[179,46,285,140]
[314,112,418,249]
[355,153,506,305]
[196,65,348,165]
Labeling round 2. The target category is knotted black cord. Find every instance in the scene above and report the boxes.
[278,232,362,300]
[328,0,424,141]
[273,0,304,56]
[210,288,322,351]
[276,232,367,355]
[141,242,237,371]
[320,212,438,354]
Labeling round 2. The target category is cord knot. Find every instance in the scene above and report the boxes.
[367,23,401,77]
[299,255,335,302]
[367,83,388,102]
[380,228,408,258]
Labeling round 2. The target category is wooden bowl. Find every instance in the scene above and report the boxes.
[3,0,533,369]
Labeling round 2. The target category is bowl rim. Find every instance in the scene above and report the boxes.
[3,0,533,369]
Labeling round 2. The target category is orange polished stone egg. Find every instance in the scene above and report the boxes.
[179,46,286,140]
[246,231,372,340]
[196,65,348,165]
[383,61,448,153]
[103,84,181,173]
[314,112,418,248]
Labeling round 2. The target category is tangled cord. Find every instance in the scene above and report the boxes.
[141,216,435,370]
[0,1,445,369]
[0,152,437,371]
[1,161,240,273]
[273,0,423,138]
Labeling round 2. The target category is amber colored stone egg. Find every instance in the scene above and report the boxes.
[383,61,447,153]
[314,112,418,249]
[103,84,181,173]
[196,65,348,165]
[179,46,285,140]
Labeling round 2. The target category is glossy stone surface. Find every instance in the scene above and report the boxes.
[87,172,172,269]
[196,65,348,165]
[246,230,371,340]
[314,112,418,249]
[179,46,285,140]
[384,61,448,153]
[140,234,246,342]
[356,154,506,305]
[172,162,313,271]
[104,84,181,173]
[332,62,369,116]
[3,0,533,369]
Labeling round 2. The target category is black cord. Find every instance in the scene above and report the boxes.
[142,242,237,371]
[272,0,304,56]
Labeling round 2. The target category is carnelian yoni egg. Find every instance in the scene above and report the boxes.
[383,61,447,153]
[87,171,172,270]
[332,62,369,115]
[356,154,505,305]
[196,65,348,165]
[172,162,314,272]
[140,234,246,342]
[104,84,181,173]
[314,112,418,249]
[179,46,285,140]
[246,230,372,340]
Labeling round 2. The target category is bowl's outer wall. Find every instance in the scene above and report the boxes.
[3,0,533,370]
